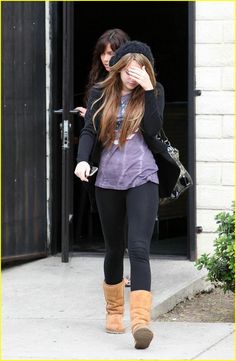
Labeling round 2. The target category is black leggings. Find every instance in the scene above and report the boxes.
[95,182,159,291]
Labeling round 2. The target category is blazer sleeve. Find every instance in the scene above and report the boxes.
[141,82,165,137]
[76,87,101,163]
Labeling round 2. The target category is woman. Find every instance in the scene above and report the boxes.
[75,41,165,349]
[76,28,130,117]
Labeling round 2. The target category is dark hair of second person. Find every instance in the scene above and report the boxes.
[86,28,130,98]
[76,28,130,118]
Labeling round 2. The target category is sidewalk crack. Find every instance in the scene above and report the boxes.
[190,329,235,360]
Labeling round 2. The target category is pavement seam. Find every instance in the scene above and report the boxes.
[190,329,235,360]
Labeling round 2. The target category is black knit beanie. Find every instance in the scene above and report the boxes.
[109,40,155,67]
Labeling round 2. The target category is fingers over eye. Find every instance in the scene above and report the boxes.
[129,67,142,74]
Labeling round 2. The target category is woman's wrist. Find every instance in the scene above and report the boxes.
[144,86,154,91]
[144,87,154,92]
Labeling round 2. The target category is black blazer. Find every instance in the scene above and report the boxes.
[77,82,165,167]
[76,82,181,199]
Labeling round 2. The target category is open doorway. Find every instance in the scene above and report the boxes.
[71,1,189,257]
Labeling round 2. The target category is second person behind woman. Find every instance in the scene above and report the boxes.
[76,28,130,117]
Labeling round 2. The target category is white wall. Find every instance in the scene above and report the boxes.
[195,1,235,256]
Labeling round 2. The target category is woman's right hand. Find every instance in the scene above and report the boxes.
[74,161,90,182]
[75,106,87,118]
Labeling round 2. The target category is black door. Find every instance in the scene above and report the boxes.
[53,2,75,262]
[2,2,47,262]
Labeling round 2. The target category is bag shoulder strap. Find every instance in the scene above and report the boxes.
[158,128,169,141]
[157,128,172,147]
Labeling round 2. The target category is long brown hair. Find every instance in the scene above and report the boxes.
[92,53,157,147]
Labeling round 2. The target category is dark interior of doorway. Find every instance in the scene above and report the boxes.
[72,1,188,257]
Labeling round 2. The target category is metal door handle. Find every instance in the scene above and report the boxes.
[54,109,79,114]
[54,109,63,114]
[70,109,79,114]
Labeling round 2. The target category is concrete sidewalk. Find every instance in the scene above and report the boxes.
[2,255,235,360]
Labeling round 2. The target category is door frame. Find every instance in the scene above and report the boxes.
[61,2,74,262]
[187,1,197,261]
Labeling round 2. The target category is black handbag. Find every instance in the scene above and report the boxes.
[144,129,193,205]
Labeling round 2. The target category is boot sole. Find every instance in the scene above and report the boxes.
[133,326,153,349]
[106,328,125,334]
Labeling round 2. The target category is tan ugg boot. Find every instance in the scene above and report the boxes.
[130,290,153,349]
[103,280,125,334]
